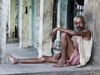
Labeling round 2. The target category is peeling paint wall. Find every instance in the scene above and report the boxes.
[93,0,100,66]
[0,0,7,63]
[38,0,53,57]
[18,0,21,38]
[29,0,40,48]
[28,0,33,47]
[84,0,100,65]
[20,0,30,47]
[60,0,68,29]
[33,0,40,49]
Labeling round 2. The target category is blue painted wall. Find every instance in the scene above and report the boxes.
[32,0,40,49]
[28,0,33,46]
[29,0,40,48]
[60,0,68,29]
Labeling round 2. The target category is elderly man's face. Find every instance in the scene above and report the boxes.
[74,17,86,32]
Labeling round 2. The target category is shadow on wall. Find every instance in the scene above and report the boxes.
[84,12,93,30]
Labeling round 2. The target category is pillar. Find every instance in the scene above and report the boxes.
[60,0,68,29]
[54,0,61,49]
[20,0,30,48]
[54,0,68,49]
[38,0,53,57]
[0,0,7,63]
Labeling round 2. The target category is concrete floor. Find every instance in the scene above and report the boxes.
[6,43,38,63]
[0,43,100,75]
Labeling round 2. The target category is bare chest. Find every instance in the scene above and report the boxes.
[72,36,79,51]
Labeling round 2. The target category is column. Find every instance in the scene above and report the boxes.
[53,0,68,55]
[20,0,30,48]
[38,0,54,57]
[60,0,68,29]
[54,0,61,49]
[0,0,7,63]
[54,0,68,49]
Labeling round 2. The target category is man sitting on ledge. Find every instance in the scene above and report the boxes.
[7,15,93,68]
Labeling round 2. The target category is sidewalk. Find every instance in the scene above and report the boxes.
[0,43,100,75]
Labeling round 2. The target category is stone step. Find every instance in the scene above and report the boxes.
[6,38,19,43]
[0,64,100,75]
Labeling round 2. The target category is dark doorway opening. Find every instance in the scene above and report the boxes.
[52,0,58,42]
[67,0,84,30]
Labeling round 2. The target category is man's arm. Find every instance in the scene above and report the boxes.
[50,27,91,37]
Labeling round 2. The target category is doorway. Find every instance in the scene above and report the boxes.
[67,0,84,30]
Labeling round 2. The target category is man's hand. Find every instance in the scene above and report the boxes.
[50,27,58,37]
[54,52,61,60]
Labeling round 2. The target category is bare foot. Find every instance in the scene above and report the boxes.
[7,54,18,64]
[52,60,67,68]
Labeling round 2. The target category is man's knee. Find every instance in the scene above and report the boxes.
[41,56,46,62]
[61,33,68,39]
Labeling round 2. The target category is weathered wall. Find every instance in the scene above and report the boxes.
[18,0,21,38]
[6,0,10,38]
[93,0,100,65]
[33,0,40,49]
[15,0,18,27]
[84,0,100,65]
[28,0,33,47]
[0,0,7,63]
[54,0,68,50]
[29,0,40,48]
[20,0,30,47]
[60,0,68,29]
[15,0,18,38]
[84,0,94,32]
[38,0,53,57]
[10,0,16,37]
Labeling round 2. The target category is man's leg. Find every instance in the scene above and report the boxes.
[7,54,59,64]
[52,33,75,67]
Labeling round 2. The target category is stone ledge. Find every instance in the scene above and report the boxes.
[6,38,19,43]
[0,63,100,75]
